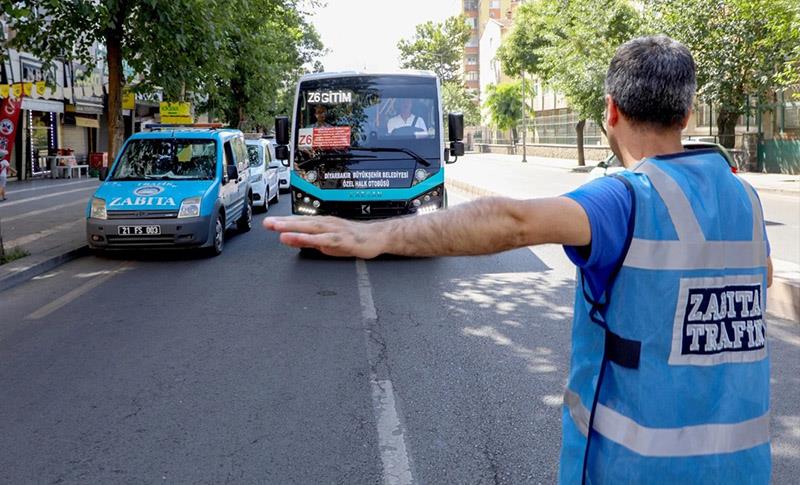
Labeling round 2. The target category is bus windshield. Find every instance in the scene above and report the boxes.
[294,75,440,169]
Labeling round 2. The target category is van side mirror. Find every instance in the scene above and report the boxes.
[98,167,109,180]
[226,164,239,182]
[275,145,289,161]
[275,116,290,146]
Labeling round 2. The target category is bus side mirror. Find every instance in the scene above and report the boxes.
[448,113,464,143]
[275,116,290,146]
[275,145,289,161]
[448,113,465,159]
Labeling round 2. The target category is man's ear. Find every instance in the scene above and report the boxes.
[606,95,619,127]
[680,110,691,130]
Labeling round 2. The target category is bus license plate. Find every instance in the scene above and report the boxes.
[118,225,161,236]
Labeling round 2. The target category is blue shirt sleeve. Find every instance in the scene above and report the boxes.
[563,176,633,301]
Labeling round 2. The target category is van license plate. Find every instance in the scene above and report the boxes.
[118,225,161,236]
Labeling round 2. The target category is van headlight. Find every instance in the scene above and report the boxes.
[178,197,202,218]
[90,197,107,220]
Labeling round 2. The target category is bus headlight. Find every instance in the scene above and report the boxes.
[305,170,318,183]
[178,197,202,218]
[414,168,428,182]
[90,197,107,220]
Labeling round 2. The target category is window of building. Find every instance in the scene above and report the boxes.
[464,0,478,11]
[466,56,478,65]
[466,35,479,47]
[491,0,501,7]
[465,17,476,29]
[467,71,479,82]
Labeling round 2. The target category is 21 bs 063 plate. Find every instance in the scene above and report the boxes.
[117,225,161,236]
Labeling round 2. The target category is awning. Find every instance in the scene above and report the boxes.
[21,98,65,113]
[74,102,104,115]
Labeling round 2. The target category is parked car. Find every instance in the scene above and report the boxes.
[245,138,280,212]
[86,125,253,256]
[263,136,290,192]
[588,141,738,180]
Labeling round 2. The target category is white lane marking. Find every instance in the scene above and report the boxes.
[355,259,415,485]
[1,199,87,223]
[4,218,84,249]
[6,179,97,195]
[0,186,96,208]
[25,262,133,320]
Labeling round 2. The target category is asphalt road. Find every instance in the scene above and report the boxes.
[0,193,798,484]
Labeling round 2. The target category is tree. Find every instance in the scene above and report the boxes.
[442,81,481,128]
[202,0,323,130]
[483,81,533,143]
[397,15,480,128]
[1,0,228,158]
[397,16,471,84]
[499,0,640,165]
[648,0,800,148]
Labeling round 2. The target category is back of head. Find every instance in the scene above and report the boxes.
[605,35,696,129]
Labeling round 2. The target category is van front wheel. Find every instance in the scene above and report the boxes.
[238,198,253,232]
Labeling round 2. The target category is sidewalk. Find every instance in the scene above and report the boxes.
[0,178,97,291]
[447,153,800,323]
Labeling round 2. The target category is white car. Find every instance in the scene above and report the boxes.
[245,138,280,212]
[588,141,738,181]
[264,137,290,192]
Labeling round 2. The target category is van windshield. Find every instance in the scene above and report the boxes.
[111,139,217,180]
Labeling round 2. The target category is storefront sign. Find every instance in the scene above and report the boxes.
[122,89,136,110]
[0,85,8,98]
[35,81,46,96]
[11,84,23,98]
[0,97,23,164]
[160,102,193,124]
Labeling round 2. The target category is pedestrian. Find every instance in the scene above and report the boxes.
[0,149,17,202]
[264,35,773,484]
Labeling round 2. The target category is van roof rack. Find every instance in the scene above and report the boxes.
[145,123,227,131]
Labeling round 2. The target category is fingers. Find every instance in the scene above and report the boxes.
[263,216,334,234]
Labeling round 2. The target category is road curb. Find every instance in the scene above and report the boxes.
[0,245,89,293]
[446,177,799,323]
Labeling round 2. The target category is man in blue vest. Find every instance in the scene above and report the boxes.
[264,35,773,483]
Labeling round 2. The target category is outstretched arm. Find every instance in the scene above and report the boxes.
[263,196,591,259]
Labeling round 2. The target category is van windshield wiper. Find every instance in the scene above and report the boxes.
[349,147,431,167]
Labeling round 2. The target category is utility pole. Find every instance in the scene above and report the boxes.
[521,70,528,163]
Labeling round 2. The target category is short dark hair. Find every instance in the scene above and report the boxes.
[605,35,696,128]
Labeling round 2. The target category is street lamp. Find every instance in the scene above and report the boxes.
[521,70,528,163]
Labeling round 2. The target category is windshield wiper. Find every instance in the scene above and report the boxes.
[349,147,431,167]
[295,151,377,170]
[110,176,146,181]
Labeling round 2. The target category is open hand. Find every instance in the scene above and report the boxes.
[263,216,385,259]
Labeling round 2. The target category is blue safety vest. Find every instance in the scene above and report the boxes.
[559,150,770,484]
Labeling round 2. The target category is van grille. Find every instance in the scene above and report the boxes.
[107,210,179,220]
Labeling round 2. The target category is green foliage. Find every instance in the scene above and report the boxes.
[496,0,560,78]
[397,15,471,83]
[483,81,533,141]
[202,0,324,130]
[441,81,481,127]
[1,0,324,135]
[648,0,800,112]
[0,247,29,265]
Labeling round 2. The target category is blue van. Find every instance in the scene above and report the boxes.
[86,126,253,256]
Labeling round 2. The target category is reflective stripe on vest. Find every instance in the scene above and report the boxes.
[564,388,770,457]
[623,162,766,271]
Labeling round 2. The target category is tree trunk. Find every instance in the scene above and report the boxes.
[576,119,586,167]
[106,16,125,161]
[511,126,518,145]
[716,109,738,149]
